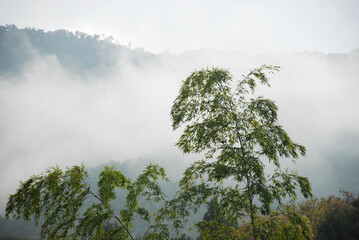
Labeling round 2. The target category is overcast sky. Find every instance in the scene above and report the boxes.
[0,0,358,54]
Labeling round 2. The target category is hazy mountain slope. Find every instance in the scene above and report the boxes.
[0,25,358,215]
[0,25,157,77]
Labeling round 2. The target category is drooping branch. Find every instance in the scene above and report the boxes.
[83,185,135,240]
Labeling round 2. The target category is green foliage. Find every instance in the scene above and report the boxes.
[196,220,241,240]
[253,206,313,240]
[196,198,235,239]
[5,163,167,239]
[202,198,232,226]
[163,66,312,239]
[299,190,359,240]
[98,166,130,204]
[138,231,192,240]
[196,200,313,240]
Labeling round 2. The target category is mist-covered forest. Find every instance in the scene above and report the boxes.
[0,25,359,239]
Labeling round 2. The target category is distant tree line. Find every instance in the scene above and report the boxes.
[0,215,38,239]
[0,25,156,77]
[299,190,359,240]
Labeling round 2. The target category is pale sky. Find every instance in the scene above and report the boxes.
[0,0,358,54]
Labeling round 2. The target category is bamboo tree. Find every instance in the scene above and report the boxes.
[5,164,167,239]
[168,65,312,239]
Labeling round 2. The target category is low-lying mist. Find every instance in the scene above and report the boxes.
[0,28,358,212]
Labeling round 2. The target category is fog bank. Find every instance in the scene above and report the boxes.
[0,30,358,211]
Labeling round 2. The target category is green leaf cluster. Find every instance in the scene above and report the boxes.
[253,206,313,240]
[166,65,312,239]
[5,163,167,239]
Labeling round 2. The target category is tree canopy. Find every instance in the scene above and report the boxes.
[5,164,167,239]
[161,65,312,239]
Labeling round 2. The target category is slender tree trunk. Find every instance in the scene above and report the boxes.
[243,172,257,240]
[232,101,258,240]
[237,138,258,240]
[249,197,257,240]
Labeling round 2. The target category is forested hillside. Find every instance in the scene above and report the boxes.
[0,25,156,76]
